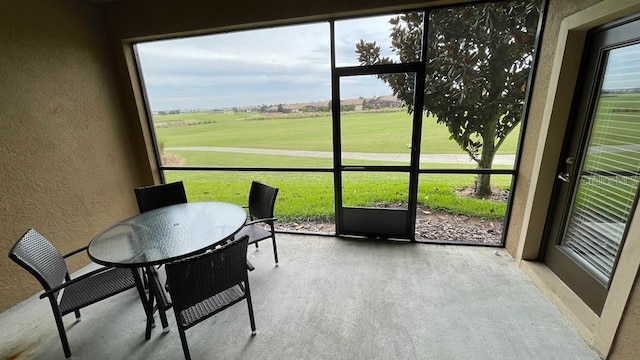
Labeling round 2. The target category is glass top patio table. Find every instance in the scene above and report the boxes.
[88,201,247,267]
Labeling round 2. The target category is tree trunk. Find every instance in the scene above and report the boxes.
[475,173,492,198]
[475,160,495,198]
[475,119,497,198]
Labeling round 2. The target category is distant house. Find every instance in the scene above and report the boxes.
[365,95,402,109]
[340,98,364,111]
[297,100,330,112]
[284,104,305,113]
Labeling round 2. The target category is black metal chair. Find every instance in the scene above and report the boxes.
[134,181,187,307]
[134,180,188,213]
[8,228,145,359]
[165,235,256,360]
[235,181,280,266]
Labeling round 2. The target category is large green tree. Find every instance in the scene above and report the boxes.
[356,1,540,197]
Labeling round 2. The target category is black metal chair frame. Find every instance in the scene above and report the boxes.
[237,181,279,266]
[134,180,187,307]
[165,235,256,360]
[8,228,146,359]
[134,180,188,213]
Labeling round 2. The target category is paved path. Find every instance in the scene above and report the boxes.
[166,146,516,165]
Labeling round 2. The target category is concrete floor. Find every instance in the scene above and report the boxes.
[0,234,601,360]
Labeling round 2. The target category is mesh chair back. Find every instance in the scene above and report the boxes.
[248,181,278,221]
[134,181,187,213]
[166,236,249,312]
[8,228,68,292]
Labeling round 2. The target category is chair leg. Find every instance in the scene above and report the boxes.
[255,242,259,251]
[244,281,257,335]
[271,234,279,267]
[49,298,72,358]
[177,323,191,360]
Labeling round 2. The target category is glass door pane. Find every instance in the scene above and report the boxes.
[559,43,640,284]
[544,19,640,315]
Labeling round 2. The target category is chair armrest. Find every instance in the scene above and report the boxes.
[245,217,277,226]
[62,246,88,259]
[39,265,118,299]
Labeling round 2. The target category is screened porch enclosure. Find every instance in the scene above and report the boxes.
[135,0,542,244]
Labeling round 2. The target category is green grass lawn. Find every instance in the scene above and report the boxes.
[153,93,640,225]
[156,109,516,222]
[154,110,520,154]
[166,170,510,221]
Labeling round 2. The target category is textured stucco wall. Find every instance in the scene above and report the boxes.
[504,0,602,257]
[0,0,149,311]
[609,277,640,359]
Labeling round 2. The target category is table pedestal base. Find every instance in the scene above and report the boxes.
[132,267,172,339]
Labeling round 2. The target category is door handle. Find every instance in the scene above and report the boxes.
[557,172,571,183]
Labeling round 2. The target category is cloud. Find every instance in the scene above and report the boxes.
[334,15,398,67]
[602,43,640,91]
[137,16,401,110]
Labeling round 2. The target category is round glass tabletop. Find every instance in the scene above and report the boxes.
[88,202,246,267]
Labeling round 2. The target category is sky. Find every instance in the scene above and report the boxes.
[136,15,402,111]
[602,42,640,92]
